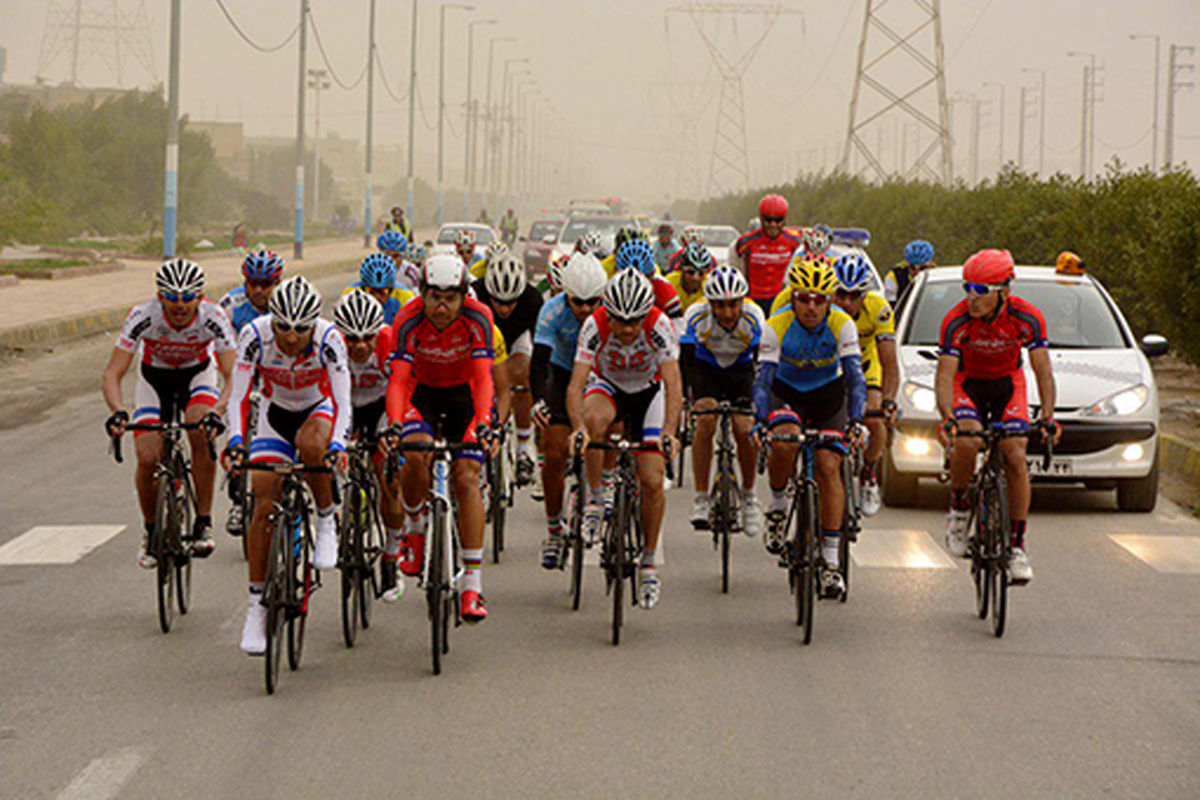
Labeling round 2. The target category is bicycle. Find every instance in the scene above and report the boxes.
[393,433,481,675]
[952,422,1053,638]
[224,390,261,560]
[242,460,334,695]
[674,400,693,489]
[759,428,846,645]
[691,401,754,594]
[558,439,588,611]
[484,419,516,564]
[111,416,217,634]
[337,438,389,648]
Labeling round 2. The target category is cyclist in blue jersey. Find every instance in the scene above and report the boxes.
[530,251,607,569]
[344,253,415,326]
[754,256,866,600]
[219,250,284,332]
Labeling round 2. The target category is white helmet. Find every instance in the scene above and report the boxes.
[484,240,509,261]
[421,254,469,292]
[484,253,527,302]
[579,231,603,255]
[333,289,384,338]
[603,269,654,321]
[453,228,477,248]
[269,275,322,327]
[703,265,748,302]
[156,258,205,295]
[681,226,705,247]
[561,252,606,301]
[747,217,761,231]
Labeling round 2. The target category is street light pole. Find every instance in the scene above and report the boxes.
[307,68,330,225]
[983,80,1005,167]
[507,73,532,204]
[437,3,473,229]
[498,58,528,213]
[294,0,309,260]
[481,37,514,220]
[1068,51,1096,179]
[363,0,376,246]
[462,19,497,221]
[1130,34,1161,171]
[405,0,419,224]
[1021,68,1046,174]
[161,0,181,258]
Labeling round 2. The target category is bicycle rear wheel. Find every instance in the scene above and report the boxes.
[153,474,176,634]
[287,511,312,671]
[567,477,585,611]
[175,474,194,616]
[264,513,289,695]
[490,452,506,564]
[429,498,448,675]
[339,489,362,648]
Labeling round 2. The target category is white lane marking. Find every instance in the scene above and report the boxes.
[851,528,956,569]
[0,526,126,565]
[58,747,148,800]
[1109,535,1200,574]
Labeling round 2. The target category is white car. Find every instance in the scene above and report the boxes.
[431,223,498,259]
[693,225,740,265]
[883,265,1167,512]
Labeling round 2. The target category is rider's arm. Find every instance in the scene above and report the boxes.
[529,343,553,405]
[752,322,782,423]
[1029,347,1056,422]
[661,359,683,444]
[841,354,867,422]
[323,329,353,452]
[225,326,259,448]
[878,337,900,402]
[101,347,134,413]
[934,355,958,422]
[469,331,496,433]
[565,360,591,432]
[212,349,236,416]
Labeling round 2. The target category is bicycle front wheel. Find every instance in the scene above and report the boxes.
[797,482,818,644]
[287,511,312,671]
[339,488,363,648]
[609,489,627,646]
[567,478,585,611]
[152,474,176,634]
[428,498,449,675]
[490,454,506,564]
[264,512,290,695]
[989,475,1011,638]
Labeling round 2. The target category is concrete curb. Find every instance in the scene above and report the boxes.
[0,255,360,353]
[1161,434,1200,488]
[0,261,124,281]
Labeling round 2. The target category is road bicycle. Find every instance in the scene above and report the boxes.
[337,437,388,648]
[691,401,754,594]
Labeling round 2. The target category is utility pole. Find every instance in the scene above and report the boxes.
[1021,68,1046,174]
[307,68,330,226]
[462,19,496,221]
[983,81,1005,167]
[406,0,419,224]
[437,4,473,229]
[1068,51,1096,179]
[499,60,528,209]
[363,0,376,247]
[1130,34,1161,170]
[481,37,514,219]
[1017,84,1029,171]
[971,96,984,184]
[161,0,180,258]
[1165,44,1195,168]
[294,0,309,260]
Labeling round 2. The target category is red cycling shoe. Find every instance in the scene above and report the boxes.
[460,590,488,623]
[398,534,425,577]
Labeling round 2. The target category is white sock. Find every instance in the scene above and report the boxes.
[462,548,483,593]
[823,536,840,568]
[318,505,335,519]
[769,488,788,513]
[385,526,403,557]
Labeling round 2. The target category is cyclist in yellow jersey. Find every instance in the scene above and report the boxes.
[601,225,651,278]
[666,243,715,313]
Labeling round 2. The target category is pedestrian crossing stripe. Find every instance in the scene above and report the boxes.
[0,526,126,565]
[1109,535,1200,575]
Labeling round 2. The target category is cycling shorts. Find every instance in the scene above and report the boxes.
[250,399,335,464]
[352,397,388,440]
[767,375,847,454]
[952,372,1030,434]
[133,360,219,432]
[585,375,664,448]
[690,360,755,405]
[400,383,483,462]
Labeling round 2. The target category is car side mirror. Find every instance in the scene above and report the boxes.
[1140,334,1168,358]
[542,234,556,244]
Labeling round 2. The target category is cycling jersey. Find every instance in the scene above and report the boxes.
[575,306,678,395]
[759,306,860,395]
[342,282,416,326]
[348,326,394,408]
[533,292,584,371]
[116,299,237,369]
[473,281,543,354]
[939,296,1048,380]
[772,288,895,388]
[218,287,268,333]
[665,271,705,313]
[731,228,804,301]
[226,317,352,455]
[466,252,489,280]
[679,299,766,369]
[653,240,677,271]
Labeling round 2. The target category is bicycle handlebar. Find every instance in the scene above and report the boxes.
[110,420,215,464]
[690,403,755,418]
[583,437,675,481]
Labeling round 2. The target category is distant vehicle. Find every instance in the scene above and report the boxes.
[632,213,655,233]
[546,215,635,264]
[431,223,498,259]
[693,225,740,265]
[566,200,614,217]
[884,265,1165,512]
[520,218,563,274]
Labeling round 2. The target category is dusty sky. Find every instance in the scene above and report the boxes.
[3,0,1199,210]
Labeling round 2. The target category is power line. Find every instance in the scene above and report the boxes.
[374,48,408,104]
[215,0,299,53]
[307,7,368,90]
[783,0,857,108]
[947,0,997,63]
[1097,125,1153,151]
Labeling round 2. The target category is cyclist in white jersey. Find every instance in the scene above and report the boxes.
[567,269,682,610]
[223,276,352,655]
[102,259,236,566]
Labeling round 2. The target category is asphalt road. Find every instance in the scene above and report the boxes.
[1,301,1198,798]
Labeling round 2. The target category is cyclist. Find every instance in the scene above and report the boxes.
[679,265,766,537]
[454,229,485,274]
[469,239,509,280]
[531,251,607,569]
[535,252,569,297]
[666,227,706,274]
[653,223,677,272]
[665,243,715,314]
[102,258,236,566]
[567,269,683,609]
[614,238,683,329]
[575,230,605,258]
[754,257,866,600]
[731,194,804,315]
[377,229,421,291]
[345,253,416,326]
[474,252,544,484]
[935,249,1059,584]
[884,239,935,304]
[219,250,284,332]
[385,254,496,623]
[387,205,413,241]
[768,251,835,316]
[499,208,519,246]
[600,225,650,278]
[223,276,352,655]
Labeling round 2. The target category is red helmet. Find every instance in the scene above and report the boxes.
[963,249,1015,284]
[758,194,789,219]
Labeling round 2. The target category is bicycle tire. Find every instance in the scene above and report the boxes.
[490,451,506,564]
[675,425,687,489]
[339,488,361,648]
[287,510,311,671]
[990,472,1011,638]
[568,478,585,611]
[716,469,734,595]
[152,474,175,634]
[240,492,252,561]
[175,469,194,616]
[429,498,448,675]
[972,501,989,619]
[358,505,375,630]
[838,518,851,604]
[610,487,626,646]
[264,512,289,695]
[798,481,817,644]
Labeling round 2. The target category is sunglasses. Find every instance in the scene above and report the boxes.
[568,296,601,307]
[161,292,199,303]
[835,289,865,301]
[273,321,314,334]
[761,215,785,224]
[963,281,1007,296]
[793,292,830,306]
[682,267,706,276]
[343,333,374,344]
[246,279,278,289]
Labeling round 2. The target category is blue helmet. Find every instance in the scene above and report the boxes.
[360,253,396,289]
[241,249,284,281]
[904,239,935,267]
[377,229,407,253]
[833,253,872,292]
[615,238,655,276]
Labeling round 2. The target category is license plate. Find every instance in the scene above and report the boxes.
[1027,457,1073,476]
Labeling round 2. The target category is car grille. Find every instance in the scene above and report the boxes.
[1027,421,1156,456]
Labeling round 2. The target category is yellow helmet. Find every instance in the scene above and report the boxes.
[1055,250,1085,275]
[786,252,837,295]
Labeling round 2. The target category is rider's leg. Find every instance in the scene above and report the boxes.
[583,392,616,497]
[637,451,667,556]
[690,396,717,493]
[184,402,217,517]
[815,447,845,565]
[1000,437,1031,541]
[133,431,163,524]
[541,424,569,520]
[863,387,885,475]
[732,412,758,490]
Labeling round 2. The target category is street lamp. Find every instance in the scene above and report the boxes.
[507,71,533,203]
[462,19,497,221]
[437,3,474,228]
[1068,51,1097,178]
[307,68,331,224]
[983,80,1005,168]
[481,36,514,219]
[496,58,529,211]
[1130,34,1161,171]
[1021,68,1046,174]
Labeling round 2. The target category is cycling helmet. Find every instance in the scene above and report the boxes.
[485,253,528,302]
[377,229,408,253]
[680,243,716,272]
[603,268,654,321]
[614,225,648,253]
[963,248,1014,285]
[546,253,570,292]
[813,222,833,238]
[833,253,872,292]
[577,231,603,255]
[453,228,477,249]
[156,258,205,295]
[703,265,748,302]
[360,252,397,290]
[421,253,469,292]
[786,254,838,295]
[758,194,789,219]
[747,217,761,231]
[680,226,705,248]
[333,289,384,338]
[801,227,832,256]
[409,244,428,265]
[484,240,509,262]
[1055,250,1085,275]
[615,238,655,276]
[561,252,607,300]
[241,249,284,281]
[904,239,935,267]
[269,275,322,326]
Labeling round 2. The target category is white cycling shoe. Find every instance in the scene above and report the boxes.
[741,492,764,538]
[944,509,971,558]
[861,481,882,517]
[313,514,339,571]
[689,494,711,529]
[239,596,267,656]
[1008,547,1034,584]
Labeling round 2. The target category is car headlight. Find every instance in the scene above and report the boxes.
[903,381,937,413]
[1081,384,1149,417]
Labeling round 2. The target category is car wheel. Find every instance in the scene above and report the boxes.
[882,446,920,508]
[1117,454,1158,513]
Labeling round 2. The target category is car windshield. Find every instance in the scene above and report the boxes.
[559,217,634,244]
[529,221,558,239]
[699,227,738,247]
[904,278,1129,349]
[436,226,494,245]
